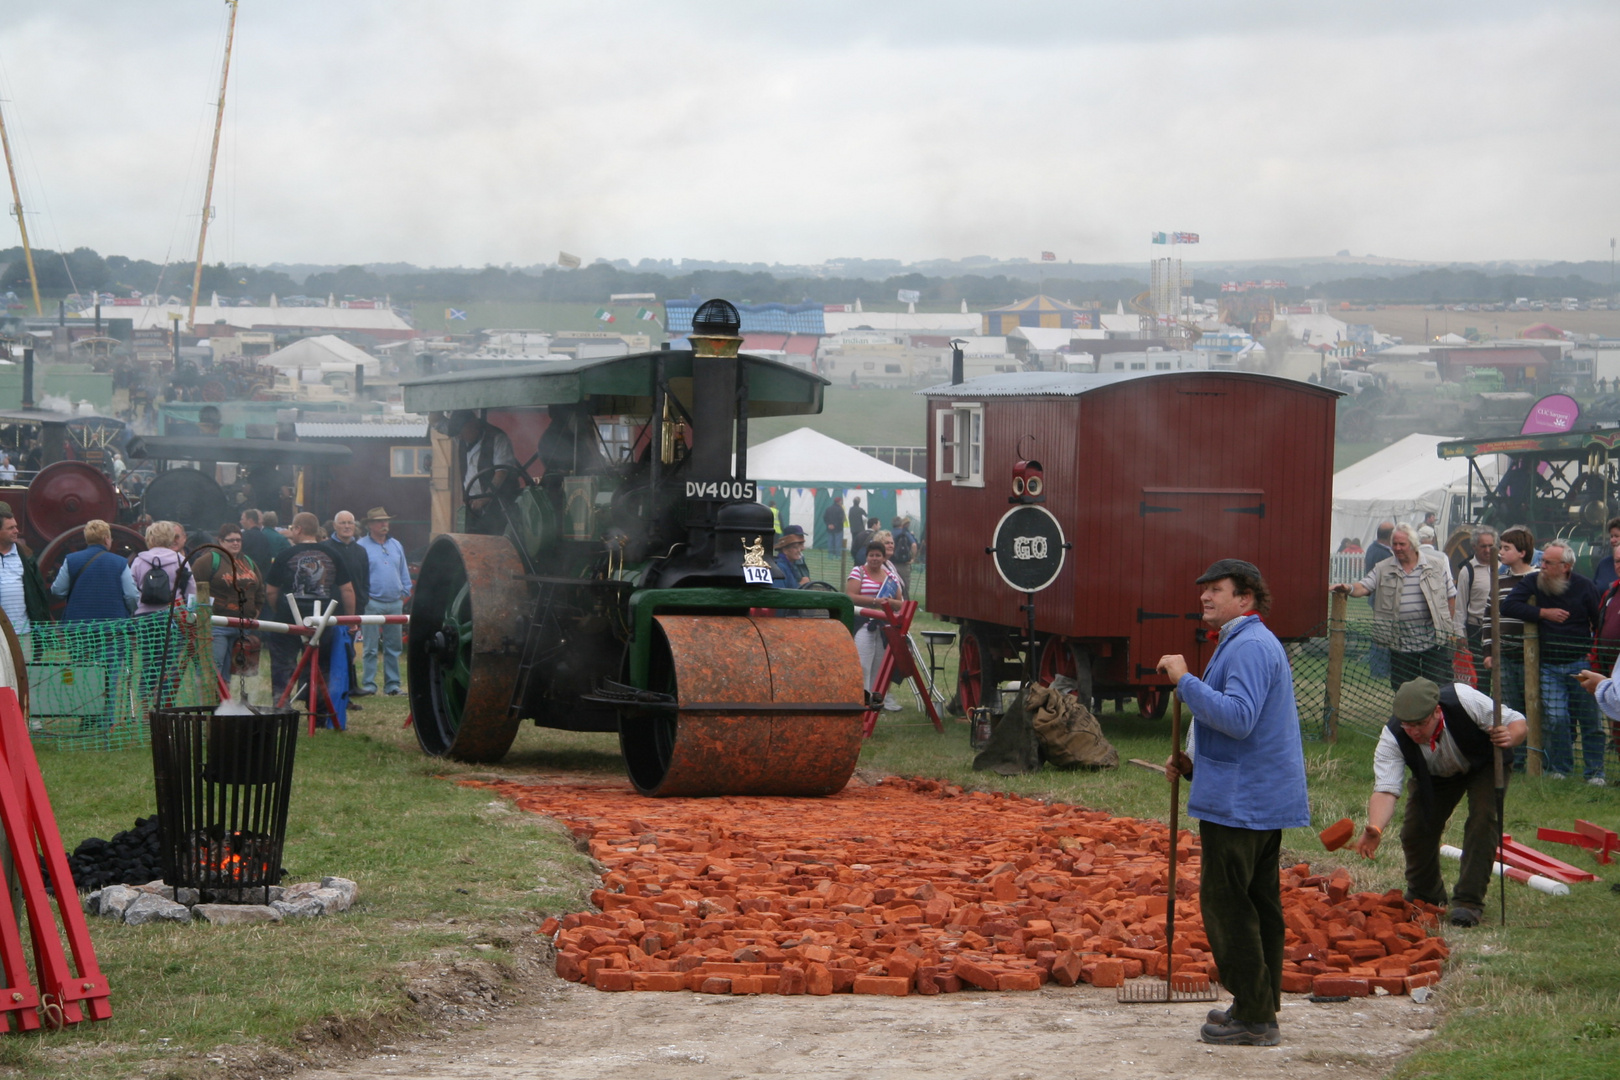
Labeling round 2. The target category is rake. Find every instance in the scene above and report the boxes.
[1120,693,1220,1004]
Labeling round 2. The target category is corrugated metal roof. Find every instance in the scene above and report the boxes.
[295,422,428,439]
[916,370,1339,398]
[916,371,1160,396]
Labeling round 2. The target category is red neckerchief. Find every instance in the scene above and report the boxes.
[1429,715,1444,752]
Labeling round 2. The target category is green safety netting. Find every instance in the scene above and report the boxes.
[21,609,219,752]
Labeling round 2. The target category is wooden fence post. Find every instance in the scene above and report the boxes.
[1323,590,1348,742]
[1523,622,1542,777]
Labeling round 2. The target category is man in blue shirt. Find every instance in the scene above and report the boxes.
[1158,559,1310,1048]
[356,507,411,696]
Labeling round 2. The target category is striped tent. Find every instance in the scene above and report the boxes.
[981,294,1093,336]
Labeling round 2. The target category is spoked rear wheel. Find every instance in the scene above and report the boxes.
[408,534,529,760]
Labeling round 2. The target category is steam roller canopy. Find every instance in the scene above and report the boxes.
[620,615,865,797]
[27,461,118,542]
[408,533,528,762]
[141,467,230,533]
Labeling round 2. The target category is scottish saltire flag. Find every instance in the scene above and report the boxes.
[1151,232,1168,244]
[595,307,616,323]
[1172,232,1200,244]
[446,308,467,320]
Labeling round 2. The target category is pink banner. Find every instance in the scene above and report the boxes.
[1520,394,1581,435]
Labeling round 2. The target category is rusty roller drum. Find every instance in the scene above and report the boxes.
[408,533,529,762]
[620,615,865,797]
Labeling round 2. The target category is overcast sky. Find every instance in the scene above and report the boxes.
[0,1,1614,270]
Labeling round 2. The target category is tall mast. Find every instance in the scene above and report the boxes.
[0,97,42,316]
[188,0,240,330]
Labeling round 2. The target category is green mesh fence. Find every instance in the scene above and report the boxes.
[1287,606,1620,779]
[25,609,219,751]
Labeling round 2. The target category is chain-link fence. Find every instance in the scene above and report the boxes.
[22,609,218,752]
[799,550,927,607]
[1288,594,1620,780]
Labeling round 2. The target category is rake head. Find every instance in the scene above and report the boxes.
[1117,976,1221,1004]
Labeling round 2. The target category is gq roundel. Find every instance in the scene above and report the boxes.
[991,504,1066,593]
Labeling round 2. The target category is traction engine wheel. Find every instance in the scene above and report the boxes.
[407,534,529,761]
[1136,686,1170,719]
[955,624,1006,714]
[619,614,864,797]
[1038,636,1075,685]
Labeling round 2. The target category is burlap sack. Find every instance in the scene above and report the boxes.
[1024,683,1119,770]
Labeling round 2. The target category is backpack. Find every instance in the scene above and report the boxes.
[893,530,914,563]
[139,553,189,607]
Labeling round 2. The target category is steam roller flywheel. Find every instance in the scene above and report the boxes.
[26,461,119,548]
[619,615,865,797]
[408,533,529,762]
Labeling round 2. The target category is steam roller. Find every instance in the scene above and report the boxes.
[404,299,867,797]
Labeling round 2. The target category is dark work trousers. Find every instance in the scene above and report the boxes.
[1399,761,1505,914]
[1199,820,1284,1026]
[1389,645,1453,692]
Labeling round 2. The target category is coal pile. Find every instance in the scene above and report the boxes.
[62,816,165,892]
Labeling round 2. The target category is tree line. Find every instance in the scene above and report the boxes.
[0,245,1610,309]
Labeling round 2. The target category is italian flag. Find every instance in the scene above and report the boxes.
[636,306,662,325]
[594,307,616,323]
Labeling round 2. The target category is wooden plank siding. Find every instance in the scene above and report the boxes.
[925,372,1336,693]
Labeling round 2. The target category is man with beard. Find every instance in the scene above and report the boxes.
[1503,541,1604,783]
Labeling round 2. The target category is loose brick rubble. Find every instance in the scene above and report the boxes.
[473,776,1448,998]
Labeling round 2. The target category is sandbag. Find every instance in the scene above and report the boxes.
[971,695,1040,775]
[1025,683,1119,770]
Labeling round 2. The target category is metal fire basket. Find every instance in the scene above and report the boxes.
[149,706,300,898]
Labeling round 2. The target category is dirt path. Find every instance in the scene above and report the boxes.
[294,978,1437,1080]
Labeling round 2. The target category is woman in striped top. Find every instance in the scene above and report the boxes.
[847,541,901,711]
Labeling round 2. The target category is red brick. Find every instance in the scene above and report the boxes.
[1368,975,1406,995]
[953,957,1001,991]
[937,974,964,993]
[1090,960,1125,988]
[1050,950,1083,988]
[697,976,732,994]
[632,972,685,992]
[1404,971,1440,992]
[830,969,857,993]
[593,969,633,992]
[1280,970,1314,994]
[1318,818,1354,852]
[1312,975,1369,997]
[730,975,763,994]
[996,971,1042,992]
[853,975,911,996]
[806,963,833,996]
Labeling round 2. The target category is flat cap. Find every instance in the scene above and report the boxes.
[1392,678,1441,723]
[1195,558,1262,584]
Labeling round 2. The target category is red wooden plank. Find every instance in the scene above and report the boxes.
[1500,835,1599,884]
[0,689,112,1024]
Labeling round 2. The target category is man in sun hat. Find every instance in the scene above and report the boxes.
[356,506,411,696]
[1353,677,1524,929]
[773,525,811,589]
[1157,558,1308,1048]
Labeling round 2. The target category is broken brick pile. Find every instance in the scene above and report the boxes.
[474,776,1449,998]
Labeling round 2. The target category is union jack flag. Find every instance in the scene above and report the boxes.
[1172,232,1200,244]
